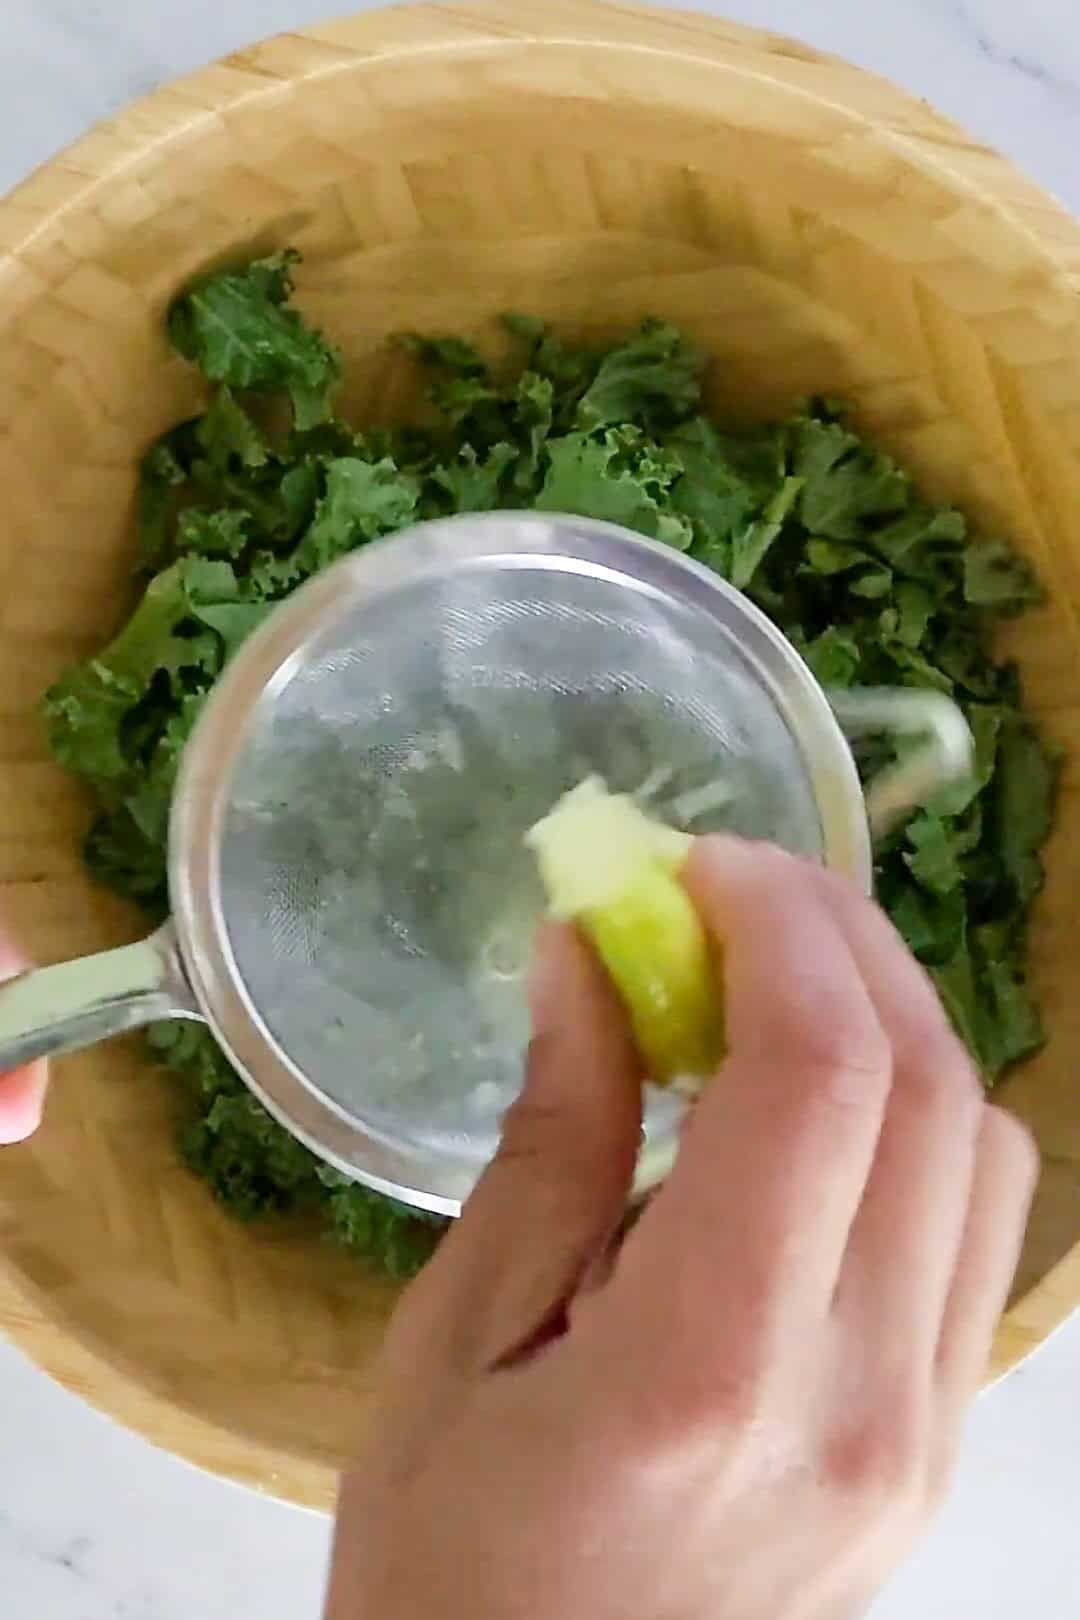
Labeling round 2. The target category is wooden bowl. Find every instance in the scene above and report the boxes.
[2,0,1080,1510]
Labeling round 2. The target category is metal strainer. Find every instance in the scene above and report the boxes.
[0,514,972,1213]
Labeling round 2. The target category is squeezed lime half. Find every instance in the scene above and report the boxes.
[526,779,723,1086]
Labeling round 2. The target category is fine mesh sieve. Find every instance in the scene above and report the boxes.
[0,513,973,1213]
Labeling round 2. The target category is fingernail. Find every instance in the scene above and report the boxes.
[0,1064,48,1143]
[0,943,28,984]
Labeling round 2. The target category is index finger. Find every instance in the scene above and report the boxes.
[613,839,892,1358]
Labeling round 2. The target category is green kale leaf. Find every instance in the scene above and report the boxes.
[168,251,342,429]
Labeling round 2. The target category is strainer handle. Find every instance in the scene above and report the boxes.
[827,687,974,840]
[0,923,199,1070]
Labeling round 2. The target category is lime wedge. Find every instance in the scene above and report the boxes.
[526,779,723,1086]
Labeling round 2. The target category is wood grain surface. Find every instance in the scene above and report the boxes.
[1,0,1079,1509]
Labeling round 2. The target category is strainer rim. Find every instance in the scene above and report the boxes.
[168,511,872,1215]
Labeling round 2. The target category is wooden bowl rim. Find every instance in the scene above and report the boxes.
[1,0,1078,1508]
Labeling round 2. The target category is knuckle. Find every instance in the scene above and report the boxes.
[686,1358,766,1434]
[498,1093,562,1156]
[691,837,817,921]
[498,1095,577,1175]
[900,1050,986,1126]
[984,1105,1040,1186]
[613,1286,773,1439]
[496,1091,622,1198]
[824,1388,929,1518]
[735,838,807,883]
[737,992,891,1103]
[669,1367,772,1455]
[642,1364,764,1444]
[818,1028,892,1087]
[814,862,876,917]
[925,1436,961,1518]
[776,1034,892,1115]
[766,1003,892,1100]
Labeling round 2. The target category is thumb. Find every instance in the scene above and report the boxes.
[408,921,642,1373]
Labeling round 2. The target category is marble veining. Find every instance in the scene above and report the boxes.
[1,1,1079,1616]
[949,0,1080,104]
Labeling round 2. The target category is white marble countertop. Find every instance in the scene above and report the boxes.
[2,0,1079,1615]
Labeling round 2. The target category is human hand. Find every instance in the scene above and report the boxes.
[326,838,1038,1620]
[0,945,48,1143]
